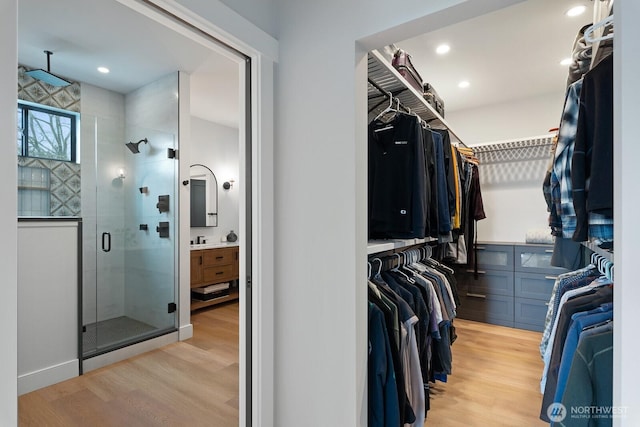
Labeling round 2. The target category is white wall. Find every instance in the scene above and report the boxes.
[444,92,563,243]
[614,2,640,425]
[124,72,180,329]
[446,91,564,144]
[272,0,523,425]
[0,0,17,422]
[190,117,240,244]
[17,221,80,394]
[216,0,277,38]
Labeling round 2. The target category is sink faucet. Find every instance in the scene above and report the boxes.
[197,235,205,244]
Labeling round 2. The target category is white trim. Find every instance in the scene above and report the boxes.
[115,2,276,426]
[18,359,79,396]
[250,53,275,427]
[83,331,179,373]
[179,323,193,340]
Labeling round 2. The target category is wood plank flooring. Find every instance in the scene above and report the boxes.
[19,303,240,427]
[19,305,547,426]
[426,319,547,426]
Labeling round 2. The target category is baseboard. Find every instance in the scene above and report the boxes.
[179,323,193,340]
[18,359,79,395]
[83,331,179,373]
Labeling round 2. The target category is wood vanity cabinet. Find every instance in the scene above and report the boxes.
[190,246,239,310]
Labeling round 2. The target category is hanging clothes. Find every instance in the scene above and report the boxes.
[369,113,428,239]
[368,247,460,426]
[572,54,613,246]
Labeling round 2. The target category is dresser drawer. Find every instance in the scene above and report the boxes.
[475,244,514,271]
[202,263,236,284]
[514,272,556,301]
[514,297,548,332]
[203,247,237,267]
[460,269,514,297]
[514,244,569,275]
[457,293,514,328]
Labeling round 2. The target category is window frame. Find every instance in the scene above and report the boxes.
[17,102,78,163]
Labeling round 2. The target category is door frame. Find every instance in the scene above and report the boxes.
[118,1,276,426]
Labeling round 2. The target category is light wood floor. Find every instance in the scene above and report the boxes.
[426,319,547,426]
[19,303,240,427]
[19,306,546,426]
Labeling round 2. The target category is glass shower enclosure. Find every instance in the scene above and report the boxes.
[81,73,179,359]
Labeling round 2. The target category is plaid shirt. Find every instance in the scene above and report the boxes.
[551,79,583,239]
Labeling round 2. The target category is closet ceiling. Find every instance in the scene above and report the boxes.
[395,0,592,114]
[17,0,239,128]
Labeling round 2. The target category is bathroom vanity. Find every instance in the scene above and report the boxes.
[190,243,239,311]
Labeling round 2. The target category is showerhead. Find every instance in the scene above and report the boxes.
[125,138,148,154]
[25,50,71,87]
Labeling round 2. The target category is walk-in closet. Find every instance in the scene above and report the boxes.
[366,0,614,424]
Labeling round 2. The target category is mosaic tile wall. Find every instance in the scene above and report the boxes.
[18,158,81,216]
[18,64,81,216]
[18,64,80,112]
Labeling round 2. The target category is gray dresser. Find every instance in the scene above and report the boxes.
[454,242,569,332]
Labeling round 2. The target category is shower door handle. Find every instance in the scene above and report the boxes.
[102,232,111,252]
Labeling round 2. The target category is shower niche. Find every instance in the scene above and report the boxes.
[81,73,179,360]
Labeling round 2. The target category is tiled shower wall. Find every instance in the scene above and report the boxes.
[17,65,81,216]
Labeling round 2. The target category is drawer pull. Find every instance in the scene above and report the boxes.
[466,269,486,275]
[545,276,558,280]
[216,271,224,275]
[216,256,224,260]
[476,246,486,251]
[545,249,554,253]
[466,293,487,299]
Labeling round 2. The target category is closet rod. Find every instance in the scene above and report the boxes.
[367,78,471,149]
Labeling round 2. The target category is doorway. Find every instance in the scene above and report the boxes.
[17,0,252,421]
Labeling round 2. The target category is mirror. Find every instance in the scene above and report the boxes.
[190,164,218,227]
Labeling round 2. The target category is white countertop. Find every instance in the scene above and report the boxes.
[190,242,239,250]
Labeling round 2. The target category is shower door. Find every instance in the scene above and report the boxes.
[83,115,178,358]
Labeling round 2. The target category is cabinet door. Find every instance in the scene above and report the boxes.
[514,297,548,332]
[191,251,203,287]
[462,269,514,296]
[515,244,569,275]
[514,272,556,301]
[456,293,514,327]
[475,244,514,271]
[203,264,235,283]
[203,247,237,267]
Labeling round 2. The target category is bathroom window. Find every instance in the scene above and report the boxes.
[17,102,77,162]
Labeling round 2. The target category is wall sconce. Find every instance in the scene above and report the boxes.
[117,167,126,179]
[223,179,235,190]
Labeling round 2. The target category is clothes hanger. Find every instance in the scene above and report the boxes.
[392,253,414,282]
[367,262,372,280]
[373,95,402,124]
[584,15,614,44]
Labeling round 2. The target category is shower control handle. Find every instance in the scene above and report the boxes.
[102,232,111,252]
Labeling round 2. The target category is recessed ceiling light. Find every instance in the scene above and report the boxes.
[436,44,450,55]
[97,66,110,74]
[566,5,586,17]
[458,80,470,89]
[560,58,573,66]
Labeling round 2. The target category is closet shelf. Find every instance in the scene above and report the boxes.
[367,49,465,146]
[368,237,436,255]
